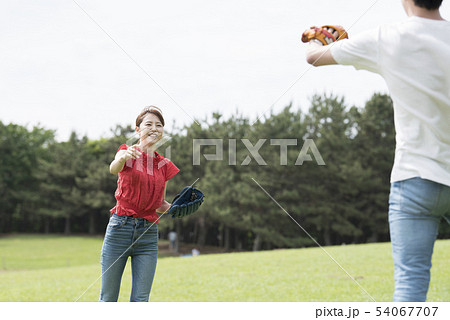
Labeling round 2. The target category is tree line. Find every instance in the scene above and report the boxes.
[1,93,448,250]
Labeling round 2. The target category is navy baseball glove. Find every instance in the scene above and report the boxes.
[169,186,204,218]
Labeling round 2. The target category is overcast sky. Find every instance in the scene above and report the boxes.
[1,0,449,141]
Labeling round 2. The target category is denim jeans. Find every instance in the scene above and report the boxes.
[388,177,450,302]
[99,213,158,302]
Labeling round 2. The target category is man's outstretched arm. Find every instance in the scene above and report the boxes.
[305,42,338,66]
[302,26,345,66]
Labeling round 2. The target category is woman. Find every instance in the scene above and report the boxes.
[99,106,179,302]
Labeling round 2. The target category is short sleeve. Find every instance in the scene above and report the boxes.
[164,160,179,181]
[116,144,131,173]
[118,144,128,152]
[330,27,380,74]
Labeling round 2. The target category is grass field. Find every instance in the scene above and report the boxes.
[0,235,448,302]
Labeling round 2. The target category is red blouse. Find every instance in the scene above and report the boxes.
[110,144,179,222]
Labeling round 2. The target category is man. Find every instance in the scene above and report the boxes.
[303,0,450,302]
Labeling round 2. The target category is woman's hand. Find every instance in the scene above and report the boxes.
[121,145,142,162]
[156,200,171,214]
[109,145,142,175]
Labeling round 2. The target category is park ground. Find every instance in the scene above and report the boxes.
[0,235,448,302]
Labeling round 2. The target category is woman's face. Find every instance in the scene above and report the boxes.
[136,113,164,148]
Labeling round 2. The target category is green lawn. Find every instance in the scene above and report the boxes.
[0,235,448,302]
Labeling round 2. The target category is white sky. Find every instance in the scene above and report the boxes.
[1,0,449,140]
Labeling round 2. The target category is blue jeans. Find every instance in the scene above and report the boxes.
[99,214,158,302]
[388,177,450,302]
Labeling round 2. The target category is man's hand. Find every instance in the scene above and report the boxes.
[302,25,348,66]
[302,25,348,46]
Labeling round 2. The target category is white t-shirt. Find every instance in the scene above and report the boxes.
[331,16,450,187]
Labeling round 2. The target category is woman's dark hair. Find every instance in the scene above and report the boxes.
[413,0,442,10]
[136,106,165,127]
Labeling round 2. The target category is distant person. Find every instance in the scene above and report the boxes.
[99,106,179,302]
[192,248,200,257]
[168,231,177,251]
[302,0,450,301]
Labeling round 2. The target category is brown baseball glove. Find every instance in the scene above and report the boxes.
[301,25,348,45]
